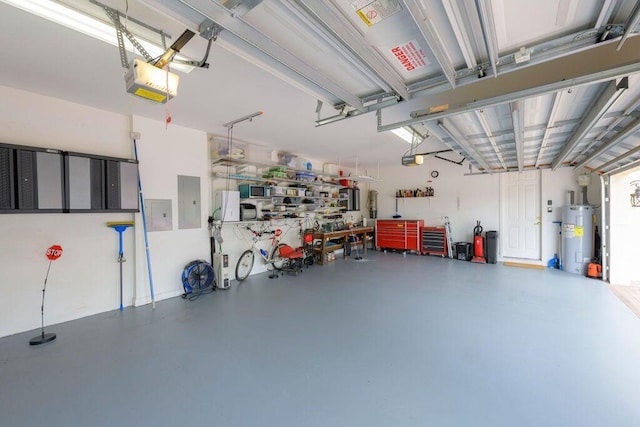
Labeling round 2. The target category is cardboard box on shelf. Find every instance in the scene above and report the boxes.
[323,163,339,175]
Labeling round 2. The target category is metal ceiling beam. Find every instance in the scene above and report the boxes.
[551,77,628,170]
[604,157,640,174]
[442,0,477,69]
[510,102,525,171]
[474,111,507,170]
[616,0,640,50]
[400,0,457,87]
[316,96,399,127]
[475,0,499,78]
[597,144,640,172]
[378,49,640,134]
[437,120,493,172]
[407,40,640,124]
[291,0,409,100]
[535,92,564,168]
[575,96,640,165]
[150,0,365,110]
[595,0,619,29]
[320,25,634,127]
[574,117,640,169]
[585,96,640,155]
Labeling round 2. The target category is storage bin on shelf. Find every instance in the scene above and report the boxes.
[295,171,315,182]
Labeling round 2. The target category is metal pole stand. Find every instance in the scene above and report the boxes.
[30,260,56,345]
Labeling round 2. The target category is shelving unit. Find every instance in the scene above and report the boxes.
[212,157,353,218]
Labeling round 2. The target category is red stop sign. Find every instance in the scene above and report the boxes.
[46,245,63,261]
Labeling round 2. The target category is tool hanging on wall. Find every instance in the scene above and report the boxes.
[107,221,134,311]
[393,198,401,218]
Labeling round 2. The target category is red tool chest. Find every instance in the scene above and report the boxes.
[375,219,424,253]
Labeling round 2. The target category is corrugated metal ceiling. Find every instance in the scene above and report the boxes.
[126,0,640,174]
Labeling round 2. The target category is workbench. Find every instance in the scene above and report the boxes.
[313,226,374,265]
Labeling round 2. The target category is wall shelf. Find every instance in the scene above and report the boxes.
[213,157,358,219]
[212,157,343,180]
[213,172,345,189]
[395,196,435,199]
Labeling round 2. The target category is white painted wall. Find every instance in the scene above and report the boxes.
[366,160,579,264]
[131,116,209,305]
[0,86,133,338]
[0,87,210,338]
[609,168,640,286]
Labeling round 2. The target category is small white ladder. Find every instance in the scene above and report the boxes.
[443,216,454,259]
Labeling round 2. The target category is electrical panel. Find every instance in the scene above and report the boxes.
[178,175,201,229]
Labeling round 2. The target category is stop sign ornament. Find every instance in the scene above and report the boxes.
[46,245,63,261]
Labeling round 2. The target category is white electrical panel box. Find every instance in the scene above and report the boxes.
[215,190,240,221]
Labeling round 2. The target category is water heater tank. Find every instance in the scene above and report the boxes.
[561,205,593,275]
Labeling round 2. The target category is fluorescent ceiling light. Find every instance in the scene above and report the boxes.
[0,0,194,73]
[391,127,415,144]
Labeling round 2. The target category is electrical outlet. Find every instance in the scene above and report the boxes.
[547,207,552,213]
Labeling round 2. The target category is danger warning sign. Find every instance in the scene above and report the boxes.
[391,40,426,72]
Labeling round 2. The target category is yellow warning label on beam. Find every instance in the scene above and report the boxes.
[134,87,166,103]
[353,0,402,27]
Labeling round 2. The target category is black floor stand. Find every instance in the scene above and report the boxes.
[30,331,56,346]
[30,260,56,346]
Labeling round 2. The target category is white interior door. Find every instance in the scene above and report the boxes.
[500,170,541,260]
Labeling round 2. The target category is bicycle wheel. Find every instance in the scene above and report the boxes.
[270,243,287,270]
[235,249,255,282]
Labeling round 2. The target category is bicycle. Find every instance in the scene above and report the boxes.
[234,221,297,281]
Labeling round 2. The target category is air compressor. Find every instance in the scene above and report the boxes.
[471,220,487,263]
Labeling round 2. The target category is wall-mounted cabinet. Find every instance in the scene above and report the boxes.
[0,143,64,213]
[65,152,138,213]
[1,142,138,214]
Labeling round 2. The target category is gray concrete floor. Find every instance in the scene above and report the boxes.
[2,252,640,427]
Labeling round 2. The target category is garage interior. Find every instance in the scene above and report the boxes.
[1,0,640,425]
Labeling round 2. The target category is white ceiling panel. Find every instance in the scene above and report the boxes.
[491,0,602,53]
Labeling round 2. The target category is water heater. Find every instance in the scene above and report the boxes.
[562,205,593,275]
